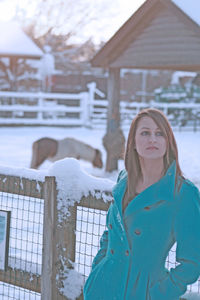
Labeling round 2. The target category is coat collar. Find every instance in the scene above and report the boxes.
[112,160,177,217]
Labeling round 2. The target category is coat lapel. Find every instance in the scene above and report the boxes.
[112,161,177,217]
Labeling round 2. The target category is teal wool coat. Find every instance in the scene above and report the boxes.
[83,161,200,300]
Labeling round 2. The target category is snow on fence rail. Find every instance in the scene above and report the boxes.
[1,82,200,130]
[0,159,199,300]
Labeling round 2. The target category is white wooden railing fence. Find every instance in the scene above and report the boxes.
[0,82,200,130]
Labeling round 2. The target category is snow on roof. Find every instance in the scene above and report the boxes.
[0,22,43,58]
[172,0,200,26]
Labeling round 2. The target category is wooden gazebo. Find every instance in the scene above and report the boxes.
[91,0,200,171]
[0,22,43,90]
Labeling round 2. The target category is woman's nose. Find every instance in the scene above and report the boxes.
[149,133,156,142]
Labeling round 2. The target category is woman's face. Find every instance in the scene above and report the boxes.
[135,116,167,160]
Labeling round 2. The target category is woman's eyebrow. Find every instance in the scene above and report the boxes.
[140,127,160,130]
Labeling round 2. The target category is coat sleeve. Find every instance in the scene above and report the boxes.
[91,229,108,270]
[91,170,124,270]
[91,203,112,270]
[150,186,200,300]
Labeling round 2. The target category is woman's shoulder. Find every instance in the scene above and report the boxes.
[181,177,199,192]
[179,177,200,205]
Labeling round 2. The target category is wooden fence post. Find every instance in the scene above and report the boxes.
[41,176,57,300]
[42,176,78,300]
[87,82,96,126]
[38,92,43,121]
[80,91,90,127]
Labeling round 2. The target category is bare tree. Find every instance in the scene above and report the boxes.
[14,0,118,44]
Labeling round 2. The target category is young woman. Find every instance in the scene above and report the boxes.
[83,108,200,300]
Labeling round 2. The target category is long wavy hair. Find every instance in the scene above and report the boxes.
[124,108,183,198]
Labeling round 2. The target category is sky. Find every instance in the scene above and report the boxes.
[0,0,200,45]
[80,0,146,43]
[0,0,146,44]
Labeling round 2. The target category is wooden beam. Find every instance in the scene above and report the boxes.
[110,64,200,72]
[103,68,125,172]
[107,68,121,129]
[0,267,41,293]
[0,174,44,199]
[79,193,111,211]
[42,176,78,299]
[41,176,57,299]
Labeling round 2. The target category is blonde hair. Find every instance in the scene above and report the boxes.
[124,108,183,198]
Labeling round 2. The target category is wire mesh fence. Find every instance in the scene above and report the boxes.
[0,175,43,300]
[75,206,107,279]
[0,283,41,300]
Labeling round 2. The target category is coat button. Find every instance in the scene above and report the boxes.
[144,206,150,210]
[110,249,114,255]
[109,224,112,229]
[125,250,129,256]
[134,229,141,235]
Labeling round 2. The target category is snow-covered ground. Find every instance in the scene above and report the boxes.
[0,126,200,300]
[0,126,200,186]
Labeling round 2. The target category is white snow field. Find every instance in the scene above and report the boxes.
[0,126,199,185]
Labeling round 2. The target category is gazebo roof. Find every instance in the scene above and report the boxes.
[0,22,43,59]
[91,0,200,71]
[173,0,200,26]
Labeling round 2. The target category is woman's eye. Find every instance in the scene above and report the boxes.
[156,131,163,136]
[140,131,164,136]
[141,131,149,136]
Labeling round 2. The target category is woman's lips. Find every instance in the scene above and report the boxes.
[146,146,158,150]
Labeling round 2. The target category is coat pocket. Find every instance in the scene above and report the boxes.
[148,274,179,300]
[148,269,173,300]
[147,200,165,210]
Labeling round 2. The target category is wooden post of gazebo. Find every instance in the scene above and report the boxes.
[103,68,125,171]
[9,57,18,91]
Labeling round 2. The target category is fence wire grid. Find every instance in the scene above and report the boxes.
[76,206,107,278]
[0,176,43,300]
